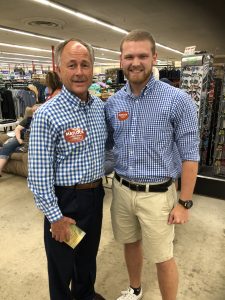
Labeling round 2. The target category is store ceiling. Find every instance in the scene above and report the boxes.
[0,0,224,67]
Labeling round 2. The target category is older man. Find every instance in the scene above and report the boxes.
[28,39,106,300]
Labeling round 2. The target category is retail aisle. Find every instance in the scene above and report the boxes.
[0,174,225,300]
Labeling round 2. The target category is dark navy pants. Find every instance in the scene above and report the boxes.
[44,184,105,300]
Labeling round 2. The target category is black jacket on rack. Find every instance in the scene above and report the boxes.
[0,88,16,119]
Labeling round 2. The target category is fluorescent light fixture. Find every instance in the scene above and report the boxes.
[0,23,182,56]
[93,47,120,55]
[0,27,120,55]
[0,56,51,63]
[94,62,119,66]
[0,26,62,42]
[0,44,118,61]
[32,0,128,34]
[0,51,51,59]
[156,43,183,55]
[0,59,51,65]
[0,42,51,52]
[95,57,119,62]
[32,0,183,55]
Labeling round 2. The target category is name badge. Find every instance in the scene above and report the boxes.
[118,111,129,121]
[64,128,86,143]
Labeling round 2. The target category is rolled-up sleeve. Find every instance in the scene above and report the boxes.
[173,92,200,162]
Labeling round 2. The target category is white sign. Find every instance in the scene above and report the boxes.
[184,46,196,56]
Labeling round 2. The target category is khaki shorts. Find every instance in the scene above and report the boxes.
[111,177,177,263]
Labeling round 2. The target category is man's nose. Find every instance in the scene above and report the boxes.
[132,57,141,65]
[75,65,83,74]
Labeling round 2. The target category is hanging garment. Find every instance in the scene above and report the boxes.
[0,88,16,119]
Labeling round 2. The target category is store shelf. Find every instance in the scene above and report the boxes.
[194,174,225,200]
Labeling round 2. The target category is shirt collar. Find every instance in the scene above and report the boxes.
[124,73,156,97]
[61,85,94,107]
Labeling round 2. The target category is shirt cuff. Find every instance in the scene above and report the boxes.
[43,205,63,223]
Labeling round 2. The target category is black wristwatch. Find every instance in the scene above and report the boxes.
[178,199,193,209]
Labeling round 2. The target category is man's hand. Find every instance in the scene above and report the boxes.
[50,216,76,242]
[168,204,190,225]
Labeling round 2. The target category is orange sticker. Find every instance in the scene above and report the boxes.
[64,128,86,143]
[118,111,129,121]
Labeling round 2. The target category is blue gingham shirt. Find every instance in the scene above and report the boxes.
[28,86,107,223]
[105,75,199,183]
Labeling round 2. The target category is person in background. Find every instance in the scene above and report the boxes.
[160,77,173,85]
[45,71,62,101]
[0,104,40,177]
[28,38,106,300]
[105,30,199,300]
[28,84,39,102]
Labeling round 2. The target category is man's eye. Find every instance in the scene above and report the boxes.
[82,63,90,68]
[139,55,148,59]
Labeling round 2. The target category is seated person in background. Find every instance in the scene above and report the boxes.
[45,71,62,101]
[0,104,40,177]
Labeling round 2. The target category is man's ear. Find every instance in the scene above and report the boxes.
[153,52,158,65]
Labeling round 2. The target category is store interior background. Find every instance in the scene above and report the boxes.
[1,0,225,194]
[0,1,225,300]
[1,0,225,73]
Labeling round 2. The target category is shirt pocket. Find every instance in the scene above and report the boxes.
[56,139,86,164]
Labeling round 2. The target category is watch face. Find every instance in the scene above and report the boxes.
[179,199,193,209]
[184,201,193,209]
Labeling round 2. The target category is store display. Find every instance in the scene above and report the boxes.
[213,66,225,177]
[180,54,215,171]
[180,54,225,180]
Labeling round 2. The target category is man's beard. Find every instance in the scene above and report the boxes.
[124,67,152,84]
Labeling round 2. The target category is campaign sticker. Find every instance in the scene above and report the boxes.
[117,111,129,121]
[64,128,86,143]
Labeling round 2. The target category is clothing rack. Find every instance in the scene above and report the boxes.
[156,65,176,68]
[158,66,181,85]
[0,79,33,89]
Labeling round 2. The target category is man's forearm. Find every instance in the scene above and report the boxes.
[179,161,198,200]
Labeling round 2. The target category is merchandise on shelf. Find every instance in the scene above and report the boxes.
[213,67,225,177]
[180,54,225,177]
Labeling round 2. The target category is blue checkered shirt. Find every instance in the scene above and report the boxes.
[105,75,199,183]
[28,86,107,223]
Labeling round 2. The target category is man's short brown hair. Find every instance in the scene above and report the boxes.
[120,30,156,54]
